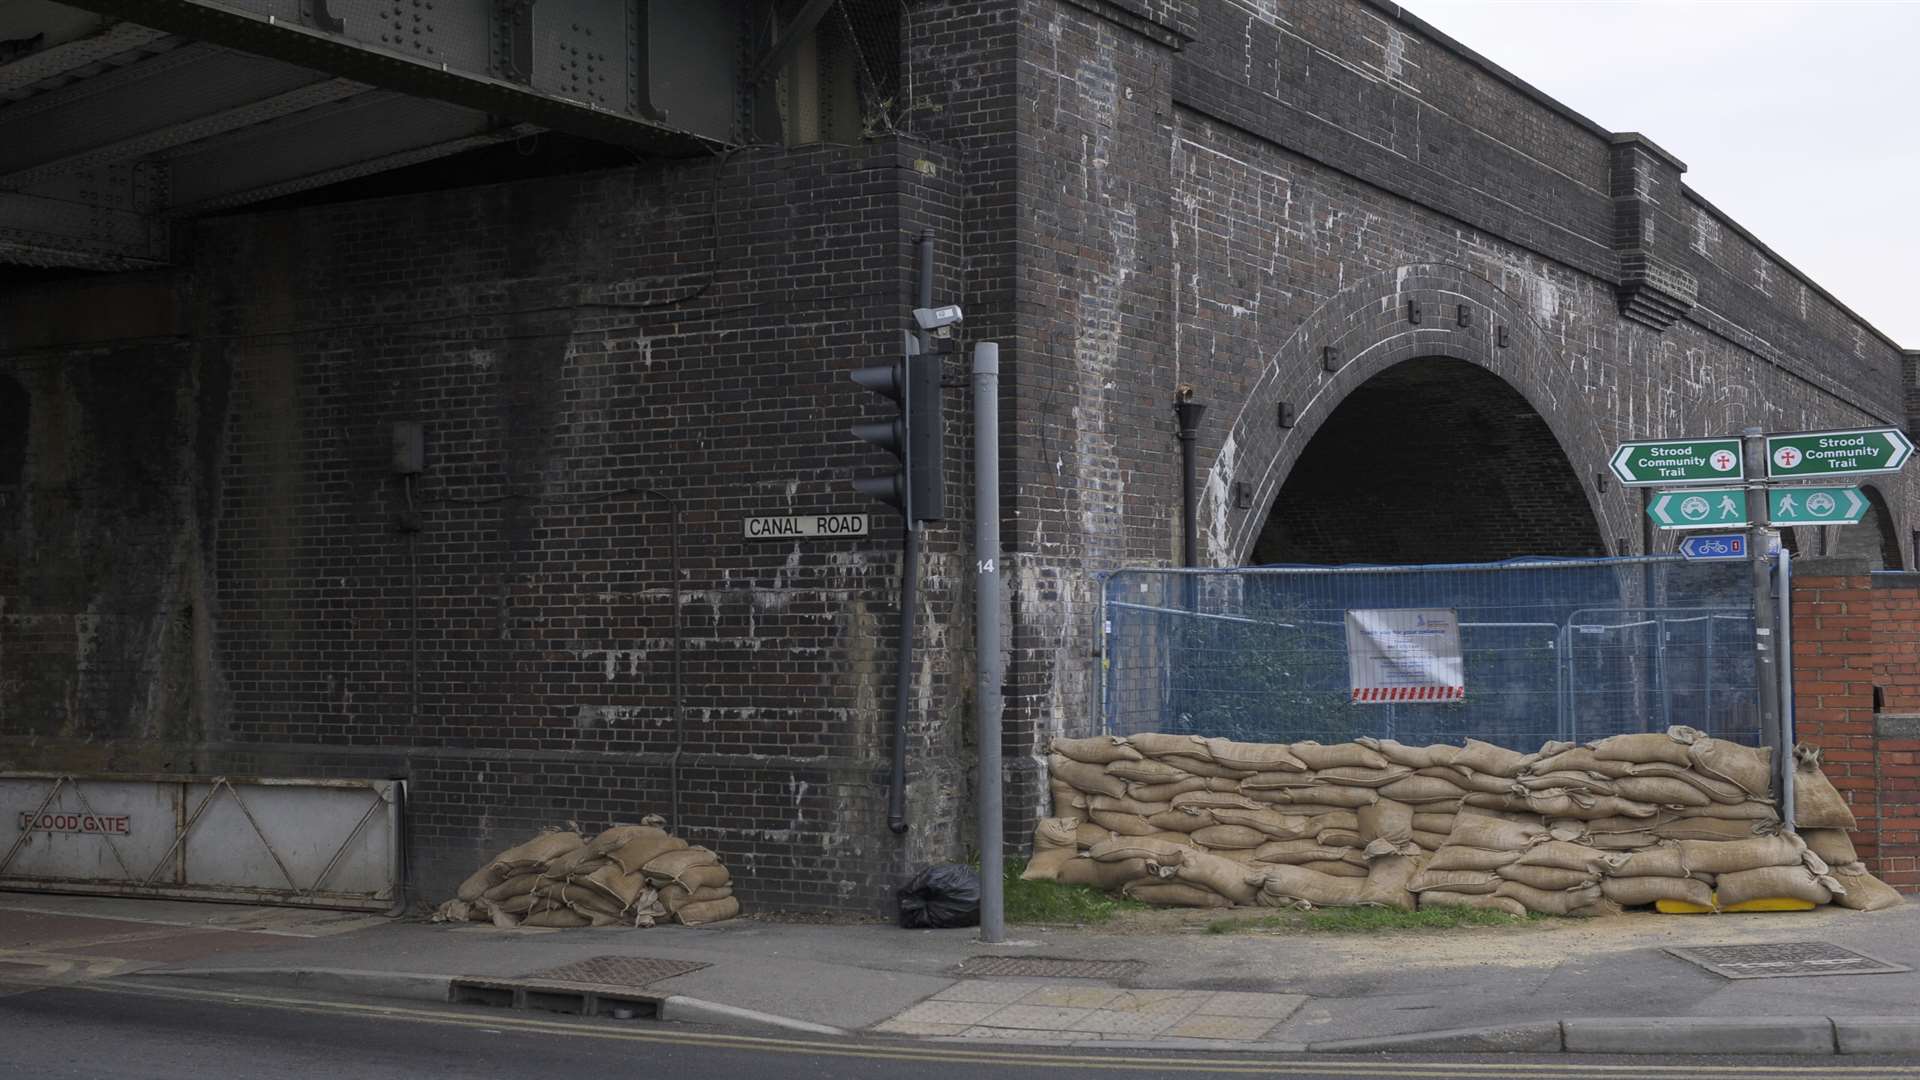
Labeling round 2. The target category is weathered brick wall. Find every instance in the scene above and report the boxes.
[1870,571,1920,890]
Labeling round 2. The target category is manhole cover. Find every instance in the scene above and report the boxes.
[956,956,1143,980]
[520,956,709,988]
[1666,942,1911,980]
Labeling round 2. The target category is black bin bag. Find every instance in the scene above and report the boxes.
[897,864,981,929]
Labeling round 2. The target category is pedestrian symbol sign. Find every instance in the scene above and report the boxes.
[1647,487,1748,530]
[1768,486,1869,527]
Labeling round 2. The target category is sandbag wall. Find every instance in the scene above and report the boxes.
[433,818,740,928]
[1031,728,1904,915]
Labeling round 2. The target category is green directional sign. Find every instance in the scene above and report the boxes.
[1766,427,1914,479]
[1768,486,1869,527]
[1647,487,1749,530]
[1610,438,1745,486]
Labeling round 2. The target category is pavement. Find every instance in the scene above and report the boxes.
[3,889,1920,1056]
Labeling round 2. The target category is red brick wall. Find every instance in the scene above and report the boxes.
[1794,557,1918,891]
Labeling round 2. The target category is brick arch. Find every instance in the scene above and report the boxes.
[1205,263,1620,566]
[1832,482,1904,570]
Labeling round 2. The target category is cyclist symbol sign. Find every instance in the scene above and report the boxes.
[1646,487,1748,530]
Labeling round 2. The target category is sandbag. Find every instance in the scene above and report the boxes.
[1050,781,1085,812]
[1317,827,1364,849]
[1301,859,1369,878]
[1687,738,1772,798]
[1122,881,1233,908]
[1497,863,1598,892]
[1074,821,1114,848]
[607,831,688,873]
[660,882,733,915]
[1290,742,1389,771]
[1361,738,1460,770]
[523,908,593,928]
[1105,758,1190,785]
[1377,776,1468,805]
[1358,799,1415,846]
[1050,754,1128,797]
[1410,830,1451,851]
[579,864,652,908]
[1208,807,1319,839]
[1715,865,1835,908]
[1052,735,1143,765]
[1426,845,1522,872]
[1312,766,1413,789]
[1794,750,1857,830]
[585,821,668,857]
[1056,856,1154,890]
[1671,800,1779,821]
[1250,838,1353,864]
[1204,738,1308,773]
[1129,777,1210,802]
[1159,755,1256,780]
[1800,828,1859,869]
[1257,864,1368,908]
[1088,835,1192,863]
[1589,730,1697,767]
[1518,771,1620,797]
[1190,824,1268,850]
[483,872,542,901]
[1677,834,1806,875]
[677,896,741,926]
[1123,733,1211,759]
[455,865,505,902]
[1452,739,1535,777]
[1240,771,1316,792]
[1602,875,1714,908]
[1829,870,1905,912]
[1587,831,1659,850]
[1631,763,1750,804]
[1612,843,1692,878]
[492,892,539,915]
[1147,808,1214,833]
[1445,814,1548,851]
[1412,812,1457,835]
[1513,840,1623,874]
[643,846,721,881]
[1163,848,1264,904]
[1609,776,1712,807]
[1409,867,1501,895]
[1171,790,1265,812]
[1528,747,1635,778]
[1494,881,1604,916]
[1257,785,1378,809]
[1357,855,1419,910]
[494,830,585,873]
[1087,795,1170,817]
[1087,810,1158,836]
[1419,891,1526,917]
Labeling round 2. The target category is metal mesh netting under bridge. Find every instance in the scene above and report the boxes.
[1099,556,1761,750]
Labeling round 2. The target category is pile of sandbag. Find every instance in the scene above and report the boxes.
[1030,727,1903,916]
[432,817,739,929]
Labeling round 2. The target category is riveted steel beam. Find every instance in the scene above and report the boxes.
[749,0,835,85]
[60,0,722,155]
[0,20,172,96]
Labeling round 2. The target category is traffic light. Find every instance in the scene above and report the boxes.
[849,352,945,521]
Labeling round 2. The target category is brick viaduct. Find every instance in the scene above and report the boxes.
[2,0,1915,908]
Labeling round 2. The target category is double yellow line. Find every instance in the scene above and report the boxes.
[32,978,1920,1079]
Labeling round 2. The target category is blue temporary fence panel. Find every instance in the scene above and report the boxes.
[1099,556,1759,751]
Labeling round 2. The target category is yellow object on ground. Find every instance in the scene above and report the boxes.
[1654,894,1818,914]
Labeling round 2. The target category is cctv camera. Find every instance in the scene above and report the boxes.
[913,305,964,331]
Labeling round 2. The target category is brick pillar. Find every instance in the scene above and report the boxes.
[1788,557,1885,877]
[1871,571,1920,891]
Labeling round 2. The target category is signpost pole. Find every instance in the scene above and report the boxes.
[1744,426,1783,779]
[974,342,1005,944]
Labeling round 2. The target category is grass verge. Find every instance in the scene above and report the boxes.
[1002,859,1148,925]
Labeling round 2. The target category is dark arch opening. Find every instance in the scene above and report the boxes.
[1251,359,1604,565]
[0,374,26,487]
[1830,484,1903,569]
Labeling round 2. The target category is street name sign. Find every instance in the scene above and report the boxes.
[743,513,869,540]
[1647,487,1748,530]
[1767,486,1868,527]
[1610,438,1744,486]
[1765,428,1913,479]
[1678,533,1748,561]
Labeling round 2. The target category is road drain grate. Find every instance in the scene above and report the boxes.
[522,956,709,988]
[1666,942,1911,980]
[956,956,1143,980]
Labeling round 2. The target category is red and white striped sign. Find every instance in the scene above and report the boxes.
[1350,685,1466,702]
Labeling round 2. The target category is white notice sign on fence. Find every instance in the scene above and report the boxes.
[1345,608,1465,703]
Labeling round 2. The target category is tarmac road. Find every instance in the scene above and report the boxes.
[4,978,1920,1080]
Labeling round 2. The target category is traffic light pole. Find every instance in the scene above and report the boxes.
[886,232,937,836]
[1743,425,1785,815]
[974,342,1005,943]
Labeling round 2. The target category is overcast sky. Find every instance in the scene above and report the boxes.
[1410,0,1920,349]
